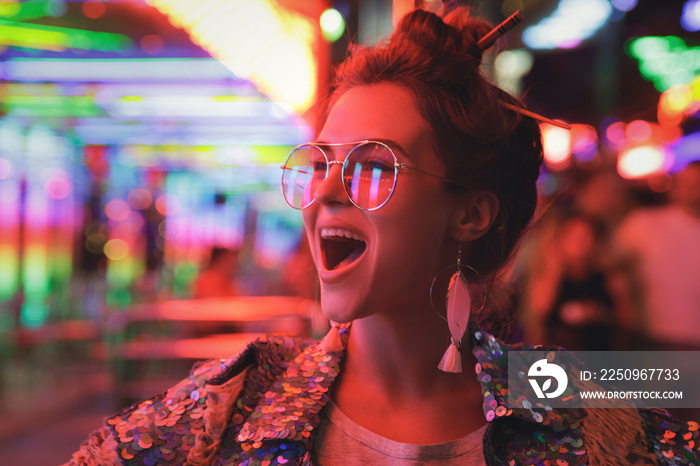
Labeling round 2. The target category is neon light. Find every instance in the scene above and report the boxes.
[494,49,533,95]
[44,171,72,200]
[682,0,700,32]
[570,124,598,162]
[658,78,700,127]
[320,8,345,42]
[627,36,700,92]
[104,238,129,261]
[0,19,131,52]
[522,0,612,50]
[350,162,362,203]
[626,120,652,142]
[82,0,106,19]
[127,188,153,210]
[140,34,164,54]
[148,0,319,115]
[2,94,101,117]
[617,145,669,179]
[3,58,236,82]
[369,167,381,206]
[105,199,131,222]
[541,123,572,169]
[0,180,20,300]
[611,0,637,12]
[669,131,700,168]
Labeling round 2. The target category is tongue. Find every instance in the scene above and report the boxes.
[336,243,365,269]
[324,237,366,270]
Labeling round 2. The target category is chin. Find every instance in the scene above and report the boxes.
[318,286,369,324]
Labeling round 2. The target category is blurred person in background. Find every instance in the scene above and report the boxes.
[610,161,700,351]
[192,246,241,299]
[65,5,697,465]
[522,211,616,350]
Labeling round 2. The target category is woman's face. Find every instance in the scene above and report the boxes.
[303,84,457,323]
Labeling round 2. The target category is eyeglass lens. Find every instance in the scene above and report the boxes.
[281,142,398,210]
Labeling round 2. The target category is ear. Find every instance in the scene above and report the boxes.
[448,190,499,242]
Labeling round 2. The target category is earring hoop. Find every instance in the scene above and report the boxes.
[429,243,486,373]
[430,264,486,321]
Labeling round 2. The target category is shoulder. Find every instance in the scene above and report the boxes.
[475,331,699,465]
[65,334,316,465]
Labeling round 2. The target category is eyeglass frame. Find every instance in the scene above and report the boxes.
[280,140,471,211]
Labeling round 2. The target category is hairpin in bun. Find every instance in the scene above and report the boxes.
[477,10,571,130]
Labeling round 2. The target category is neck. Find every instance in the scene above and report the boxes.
[339,301,478,401]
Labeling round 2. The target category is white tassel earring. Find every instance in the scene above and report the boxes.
[318,321,350,353]
[430,243,485,373]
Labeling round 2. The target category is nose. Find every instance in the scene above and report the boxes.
[313,161,351,207]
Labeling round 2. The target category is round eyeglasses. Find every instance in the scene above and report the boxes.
[281,140,466,211]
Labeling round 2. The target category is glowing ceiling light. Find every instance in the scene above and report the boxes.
[522,0,612,50]
[617,145,668,179]
[148,0,319,116]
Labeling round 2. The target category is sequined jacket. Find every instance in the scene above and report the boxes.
[66,326,700,466]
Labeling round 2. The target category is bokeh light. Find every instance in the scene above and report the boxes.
[140,34,164,54]
[320,8,345,42]
[626,120,652,142]
[104,238,129,261]
[522,0,612,50]
[681,0,700,32]
[127,188,153,210]
[44,171,73,200]
[105,199,131,221]
[82,0,106,19]
[617,145,668,179]
[611,0,638,12]
[541,123,572,170]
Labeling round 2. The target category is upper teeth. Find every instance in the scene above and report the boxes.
[320,228,363,241]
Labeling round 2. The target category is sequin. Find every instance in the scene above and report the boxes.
[99,325,698,465]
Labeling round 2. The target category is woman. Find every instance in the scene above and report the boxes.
[67,6,697,466]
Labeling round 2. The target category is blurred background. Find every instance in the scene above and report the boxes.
[0,0,698,463]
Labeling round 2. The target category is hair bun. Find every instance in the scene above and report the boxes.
[441,6,493,61]
[393,7,488,64]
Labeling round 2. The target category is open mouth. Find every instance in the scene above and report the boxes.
[320,228,367,271]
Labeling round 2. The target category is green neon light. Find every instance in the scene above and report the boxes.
[0,19,132,52]
[626,36,700,92]
[22,246,50,296]
[2,95,102,117]
[0,1,53,22]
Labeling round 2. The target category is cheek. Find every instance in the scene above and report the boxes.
[302,209,320,264]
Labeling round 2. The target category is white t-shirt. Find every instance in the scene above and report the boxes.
[613,205,700,345]
[312,399,488,465]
